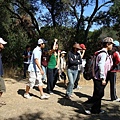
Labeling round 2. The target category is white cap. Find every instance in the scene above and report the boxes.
[38,38,47,44]
[61,51,66,54]
[0,38,7,44]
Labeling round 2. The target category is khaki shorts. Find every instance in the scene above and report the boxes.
[28,71,43,88]
[0,77,6,92]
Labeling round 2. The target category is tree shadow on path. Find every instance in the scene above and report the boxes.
[74,91,91,99]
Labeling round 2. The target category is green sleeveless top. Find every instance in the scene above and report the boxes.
[47,54,58,69]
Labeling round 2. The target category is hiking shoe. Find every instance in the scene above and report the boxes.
[24,93,32,99]
[40,94,50,100]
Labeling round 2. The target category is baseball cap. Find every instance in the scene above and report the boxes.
[113,40,120,46]
[0,38,7,44]
[61,51,66,54]
[103,37,114,43]
[38,38,47,44]
[80,44,86,50]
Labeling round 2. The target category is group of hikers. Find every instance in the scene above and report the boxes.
[0,37,120,115]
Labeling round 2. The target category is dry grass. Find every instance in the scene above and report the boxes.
[4,67,120,87]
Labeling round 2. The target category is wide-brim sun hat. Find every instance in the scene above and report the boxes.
[113,40,120,47]
[73,43,82,49]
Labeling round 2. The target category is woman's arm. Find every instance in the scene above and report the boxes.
[56,50,61,69]
[48,38,58,56]
[53,38,58,50]
[68,52,81,65]
[81,50,85,58]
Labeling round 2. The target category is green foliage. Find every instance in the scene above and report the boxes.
[0,2,32,68]
[0,0,119,71]
[3,25,32,68]
[85,26,119,58]
[109,0,120,40]
[40,26,76,51]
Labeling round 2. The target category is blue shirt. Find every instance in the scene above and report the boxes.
[28,46,42,72]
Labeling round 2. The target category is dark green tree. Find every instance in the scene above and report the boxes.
[108,0,120,40]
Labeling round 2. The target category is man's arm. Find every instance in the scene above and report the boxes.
[35,58,44,75]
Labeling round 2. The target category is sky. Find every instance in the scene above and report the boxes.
[84,1,113,31]
[37,0,113,31]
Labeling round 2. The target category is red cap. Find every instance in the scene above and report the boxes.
[79,44,86,50]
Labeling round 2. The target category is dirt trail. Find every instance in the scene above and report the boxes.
[0,75,120,120]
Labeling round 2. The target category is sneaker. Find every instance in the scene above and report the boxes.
[55,85,58,88]
[49,92,54,95]
[24,93,32,99]
[85,110,91,115]
[23,76,26,79]
[48,91,54,95]
[113,98,120,102]
[65,95,71,100]
[40,94,50,100]
[76,85,82,89]
[99,110,105,114]
[74,85,82,89]
[81,103,91,115]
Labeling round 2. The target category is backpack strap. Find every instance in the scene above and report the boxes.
[92,50,107,77]
[95,50,107,57]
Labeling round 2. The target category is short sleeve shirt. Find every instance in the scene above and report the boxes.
[28,46,42,72]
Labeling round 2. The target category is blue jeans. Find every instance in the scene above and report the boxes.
[66,69,78,96]
[42,65,47,81]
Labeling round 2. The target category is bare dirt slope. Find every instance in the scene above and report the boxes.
[0,74,120,120]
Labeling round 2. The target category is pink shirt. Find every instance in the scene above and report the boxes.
[94,48,113,80]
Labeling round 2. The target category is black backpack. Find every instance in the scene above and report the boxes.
[83,50,107,80]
